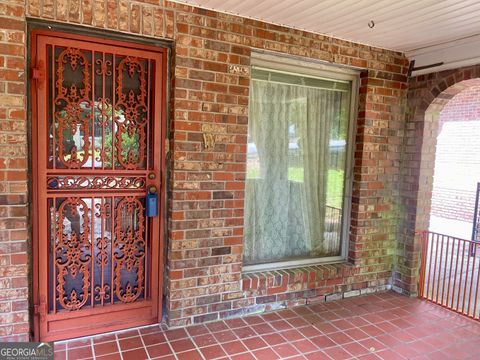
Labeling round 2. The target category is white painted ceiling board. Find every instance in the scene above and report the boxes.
[175,0,480,52]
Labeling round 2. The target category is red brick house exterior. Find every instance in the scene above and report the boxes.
[0,0,424,341]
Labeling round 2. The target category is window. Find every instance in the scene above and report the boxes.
[243,53,357,270]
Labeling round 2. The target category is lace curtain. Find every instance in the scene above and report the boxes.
[244,79,345,265]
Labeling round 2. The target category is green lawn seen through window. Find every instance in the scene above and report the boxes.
[247,167,344,208]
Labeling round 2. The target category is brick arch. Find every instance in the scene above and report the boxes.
[395,65,480,296]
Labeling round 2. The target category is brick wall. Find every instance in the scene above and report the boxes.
[439,85,480,123]
[0,0,29,342]
[165,3,408,327]
[430,86,480,222]
[0,0,409,338]
[431,188,476,222]
[398,67,480,295]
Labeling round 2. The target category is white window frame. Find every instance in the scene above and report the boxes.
[243,51,359,273]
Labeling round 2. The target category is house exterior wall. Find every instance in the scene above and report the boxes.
[0,0,409,340]
[430,86,480,223]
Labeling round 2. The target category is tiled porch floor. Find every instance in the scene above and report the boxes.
[55,292,480,360]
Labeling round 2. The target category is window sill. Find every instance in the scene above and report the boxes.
[242,262,358,296]
[243,256,346,273]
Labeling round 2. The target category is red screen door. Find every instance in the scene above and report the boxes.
[31,30,167,341]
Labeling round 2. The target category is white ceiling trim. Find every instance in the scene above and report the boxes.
[408,34,480,76]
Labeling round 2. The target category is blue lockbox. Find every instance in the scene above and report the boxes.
[146,192,158,217]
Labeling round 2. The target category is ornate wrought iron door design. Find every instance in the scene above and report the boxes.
[32,31,167,342]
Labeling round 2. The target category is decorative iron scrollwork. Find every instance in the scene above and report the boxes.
[47,176,146,190]
[55,48,93,169]
[114,197,145,303]
[115,57,147,170]
[95,58,112,76]
[94,284,111,302]
[93,200,112,304]
[55,197,91,311]
[46,44,156,316]
[95,201,111,268]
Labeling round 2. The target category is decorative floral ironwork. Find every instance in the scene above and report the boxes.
[55,47,92,169]
[94,98,112,124]
[93,200,112,305]
[115,57,147,170]
[114,197,145,303]
[55,197,91,311]
[47,176,146,190]
[95,201,111,268]
[45,43,157,319]
[95,58,112,76]
[94,284,111,302]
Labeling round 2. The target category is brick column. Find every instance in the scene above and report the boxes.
[166,8,250,326]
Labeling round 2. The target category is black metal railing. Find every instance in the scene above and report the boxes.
[325,205,342,235]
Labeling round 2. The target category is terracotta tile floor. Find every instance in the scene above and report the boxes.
[54,291,480,360]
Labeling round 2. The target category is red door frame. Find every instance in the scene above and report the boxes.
[30,29,168,341]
